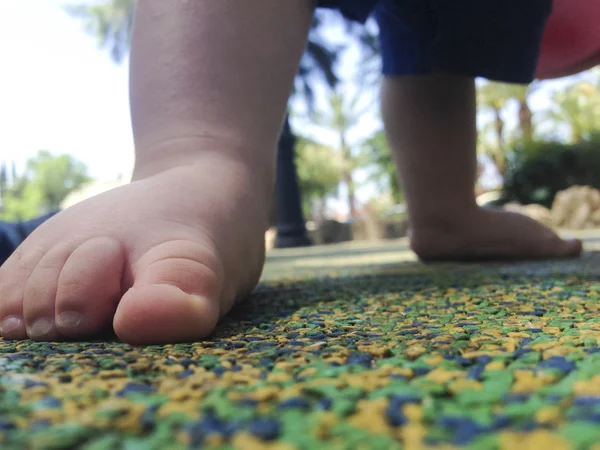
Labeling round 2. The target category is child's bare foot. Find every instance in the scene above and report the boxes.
[380,75,582,264]
[0,0,315,345]
[410,207,583,262]
[0,154,269,345]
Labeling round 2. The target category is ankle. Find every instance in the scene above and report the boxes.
[132,135,275,182]
[132,144,275,228]
[409,202,480,231]
[408,205,482,261]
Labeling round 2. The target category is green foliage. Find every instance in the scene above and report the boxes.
[478,81,515,111]
[0,151,92,221]
[308,89,371,217]
[342,17,380,88]
[65,0,135,63]
[476,81,537,176]
[502,138,600,208]
[543,81,600,143]
[477,79,600,182]
[0,178,45,222]
[361,129,402,203]
[295,136,343,220]
[296,15,342,110]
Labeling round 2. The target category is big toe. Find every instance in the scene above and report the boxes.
[555,238,583,258]
[113,240,224,345]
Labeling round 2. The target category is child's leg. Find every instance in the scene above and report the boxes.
[0,0,314,344]
[381,74,582,261]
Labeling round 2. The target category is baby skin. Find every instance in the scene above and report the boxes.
[0,0,581,345]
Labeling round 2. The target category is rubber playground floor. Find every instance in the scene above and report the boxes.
[3,233,600,449]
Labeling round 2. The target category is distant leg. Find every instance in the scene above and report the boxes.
[381,74,582,261]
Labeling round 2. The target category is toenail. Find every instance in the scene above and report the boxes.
[57,311,82,329]
[1,316,23,335]
[28,318,55,339]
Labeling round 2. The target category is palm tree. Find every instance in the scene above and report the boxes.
[66,2,340,99]
[505,83,537,142]
[477,82,513,176]
[545,81,600,143]
[477,83,511,151]
[361,129,402,204]
[477,81,539,174]
[310,90,369,218]
[341,16,380,88]
[294,134,344,220]
[65,0,133,64]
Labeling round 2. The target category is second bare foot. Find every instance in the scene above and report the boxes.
[410,207,583,262]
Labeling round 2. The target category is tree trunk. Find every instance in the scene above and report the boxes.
[274,115,312,248]
[475,160,485,196]
[340,133,356,219]
[317,197,327,221]
[572,123,585,143]
[518,100,534,141]
[344,170,357,219]
[493,108,506,176]
[390,174,403,204]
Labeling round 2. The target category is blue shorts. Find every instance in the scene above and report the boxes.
[318,0,552,83]
[0,212,58,266]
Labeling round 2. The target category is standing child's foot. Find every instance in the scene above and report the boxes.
[0,0,316,345]
[0,153,269,345]
[409,207,582,262]
[379,75,583,264]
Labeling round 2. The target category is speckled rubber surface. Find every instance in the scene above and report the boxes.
[2,238,600,450]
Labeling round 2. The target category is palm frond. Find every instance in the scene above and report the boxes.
[65,0,135,64]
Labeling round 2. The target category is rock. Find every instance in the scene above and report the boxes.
[352,217,408,241]
[265,227,276,251]
[591,209,600,225]
[351,217,383,241]
[550,185,600,229]
[566,202,591,229]
[588,188,600,210]
[310,220,352,245]
[384,220,408,239]
[550,190,571,227]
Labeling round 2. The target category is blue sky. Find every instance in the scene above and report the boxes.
[1,1,595,213]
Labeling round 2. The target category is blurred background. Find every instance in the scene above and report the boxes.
[1,1,600,250]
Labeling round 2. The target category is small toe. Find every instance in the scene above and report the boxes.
[22,244,74,341]
[55,237,125,338]
[0,315,27,340]
[0,243,47,340]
